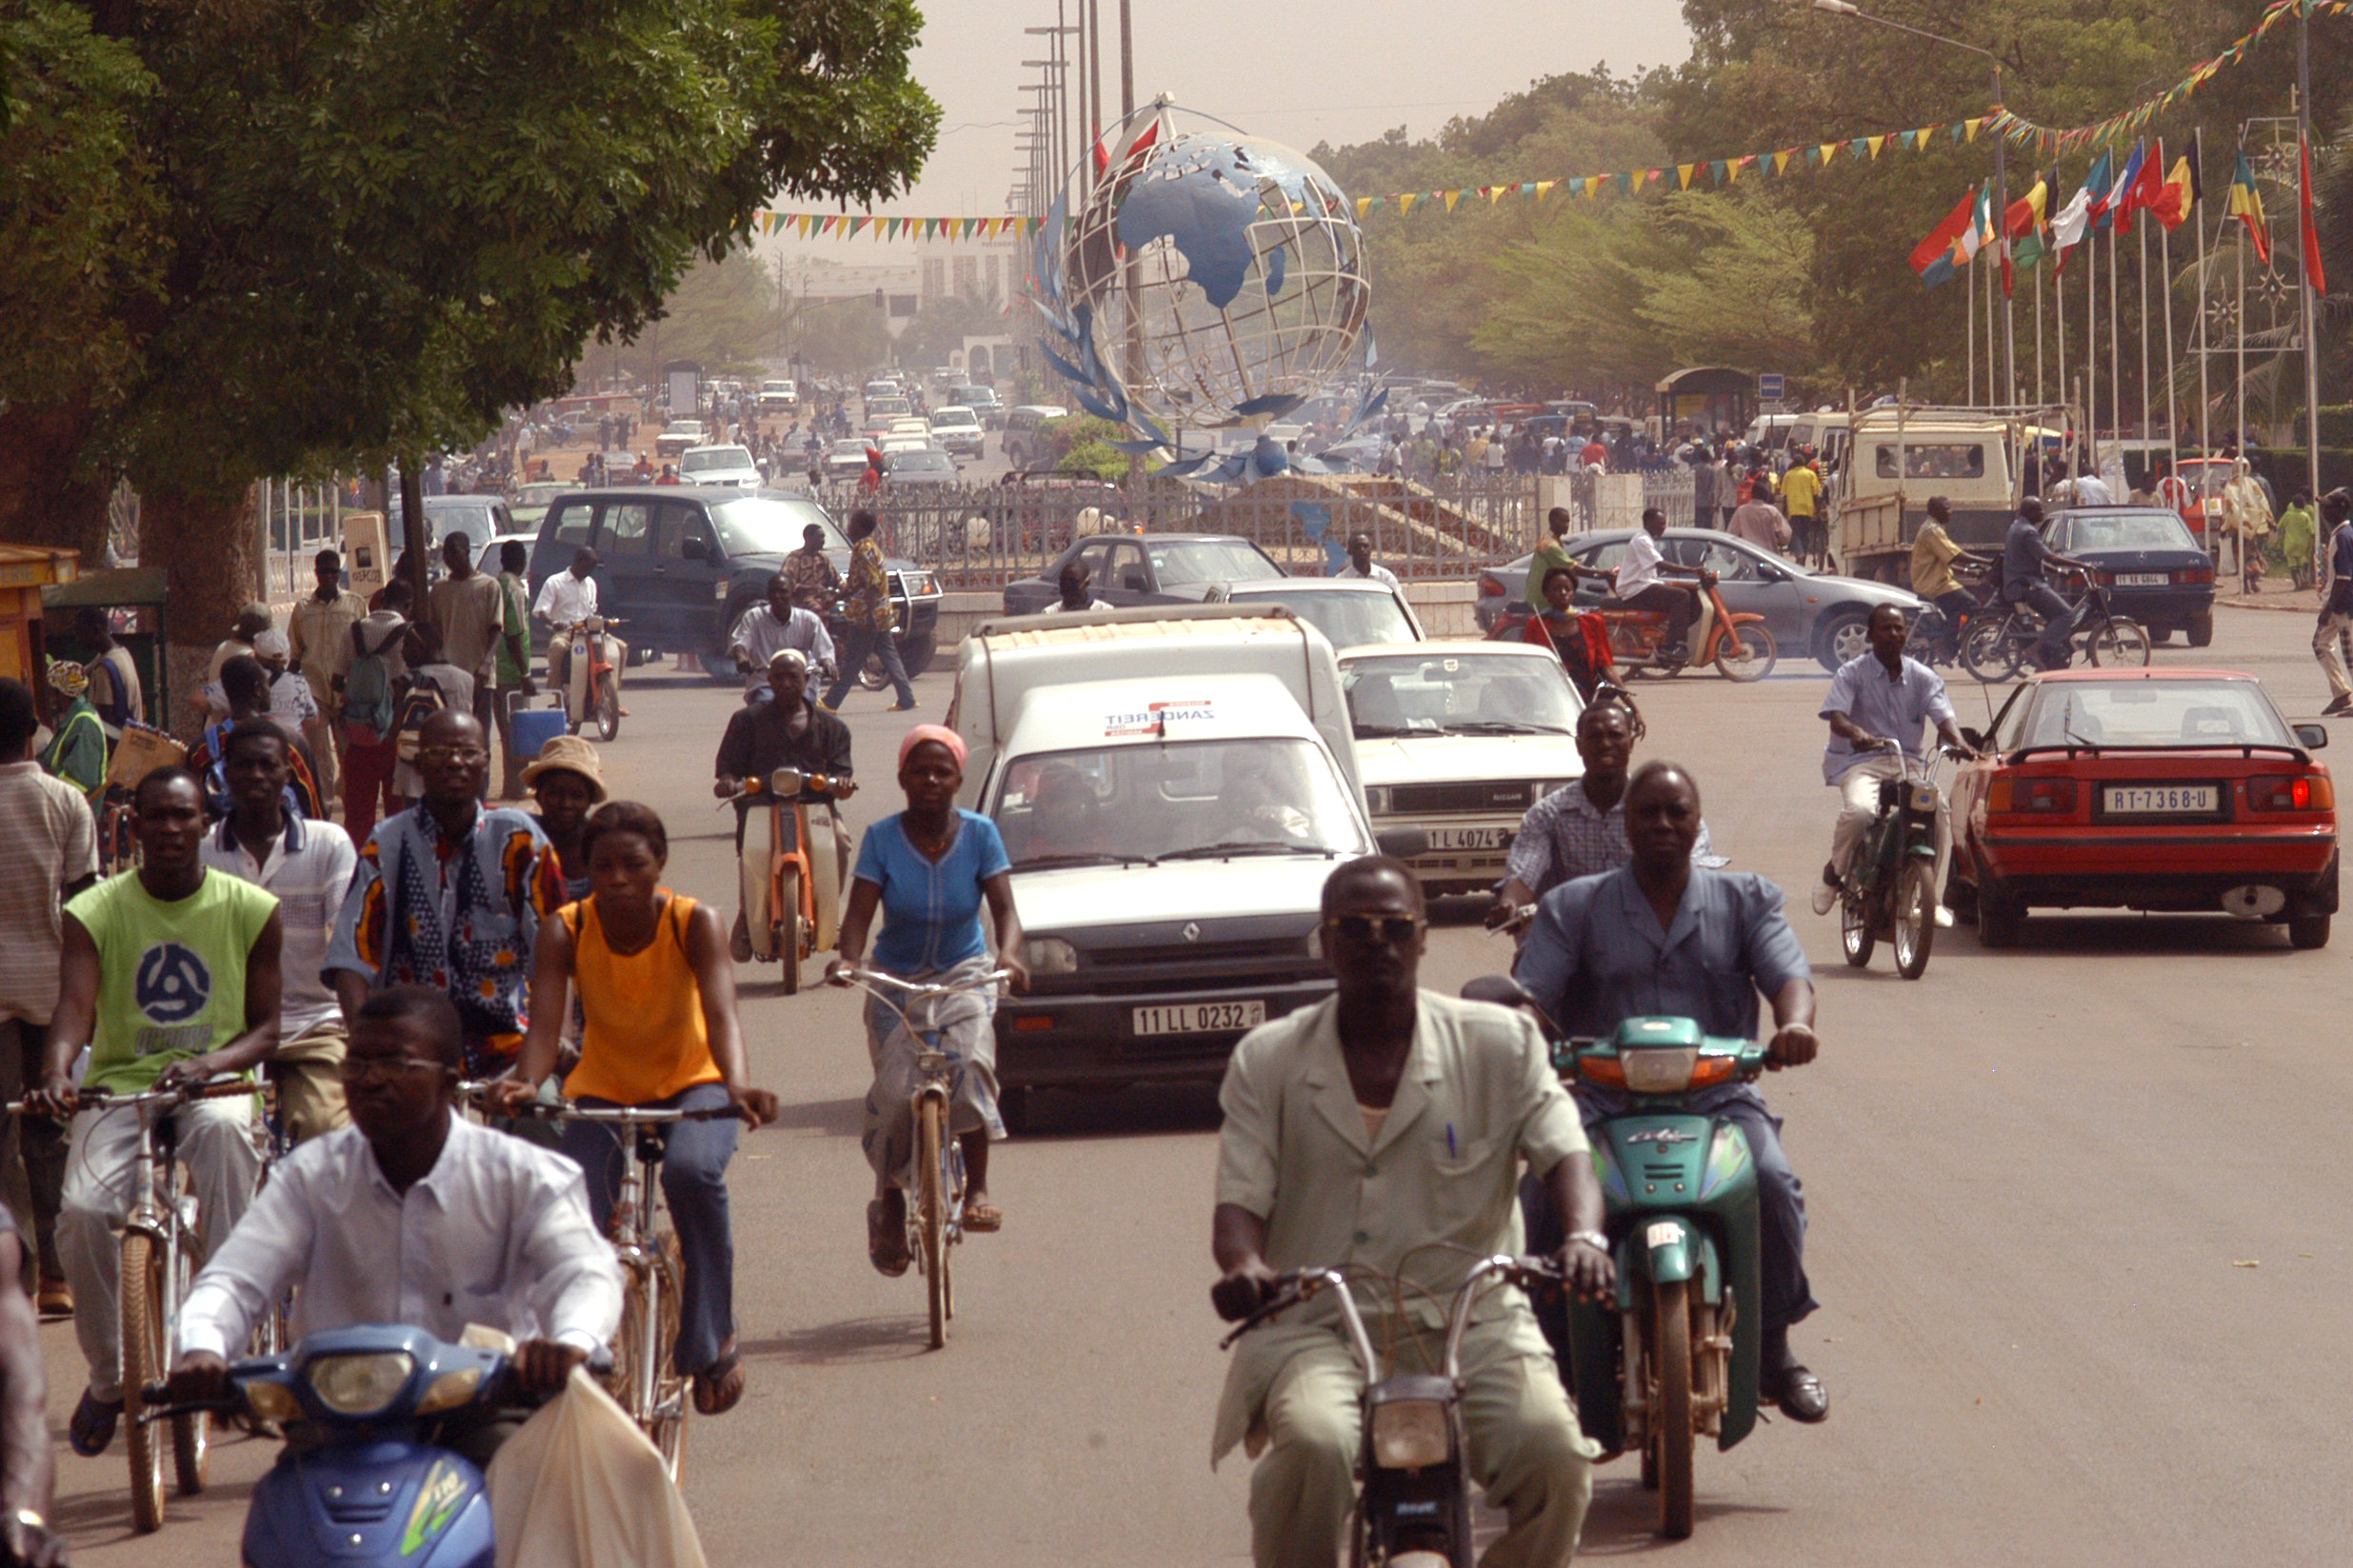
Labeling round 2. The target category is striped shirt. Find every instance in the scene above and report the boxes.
[0,763,99,1024]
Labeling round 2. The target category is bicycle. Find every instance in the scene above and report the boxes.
[828,965,1011,1350]
[1960,567,2152,683]
[10,1077,254,1533]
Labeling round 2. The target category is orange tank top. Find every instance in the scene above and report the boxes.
[562,893,723,1105]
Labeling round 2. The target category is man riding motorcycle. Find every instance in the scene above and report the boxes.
[1515,762,1830,1424]
[2002,498,2095,671]
[713,648,855,962]
[1605,508,1707,660]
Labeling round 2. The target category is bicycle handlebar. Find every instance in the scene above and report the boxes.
[5,1076,253,1116]
[455,1082,748,1123]
[828,965,1012,1000]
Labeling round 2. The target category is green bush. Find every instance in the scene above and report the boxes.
[1057,439,1127,482]
[1036,413,1125,468]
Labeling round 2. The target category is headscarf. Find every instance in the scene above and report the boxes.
[897,724,966,771]
[47,661,88,699]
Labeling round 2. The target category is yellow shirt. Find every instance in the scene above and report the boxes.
[1911,522,1966,598]
[563,894,723,1105]
[1780,464,1823,518]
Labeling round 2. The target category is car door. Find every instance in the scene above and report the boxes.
[1065,536,1127,603]
[1682,536,1808,645]
[592,500,658,642]
[1104,540,1153,601]
[1566,540,1631,606]
[649,500,725,652]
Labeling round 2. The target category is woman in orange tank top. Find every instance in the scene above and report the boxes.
[498,801,778,1418]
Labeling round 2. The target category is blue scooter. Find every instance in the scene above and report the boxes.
[151,1324,507,1566]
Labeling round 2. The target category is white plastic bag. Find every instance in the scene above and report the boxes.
[486,1365,709,1568]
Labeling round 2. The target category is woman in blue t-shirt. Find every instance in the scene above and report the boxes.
[829,724,1027,1276]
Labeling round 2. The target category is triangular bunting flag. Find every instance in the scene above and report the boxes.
[1615,171,1633,194]
[1535,180,1555,200]
[1818,143,1838,166]
[1710,159,1730,185]
[1678,164,1696,189]
[1443,189,1462,212]
[1964,118,1984,141]
[1773,150,1792,176]
[1868,135,1885,158]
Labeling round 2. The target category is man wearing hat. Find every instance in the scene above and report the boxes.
[521,734,608,903]
[713,648,854,961]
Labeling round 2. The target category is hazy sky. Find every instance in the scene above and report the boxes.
[824,0,1692,218]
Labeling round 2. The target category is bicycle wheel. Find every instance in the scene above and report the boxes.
[121,1233,167,1533]
[1960,617,2022,684]
[648,1232,688,1481]
[916,1096,948,1349]
[2088,617,2152,667]
[170,1236,209,1497]
[1713,622,1776,682]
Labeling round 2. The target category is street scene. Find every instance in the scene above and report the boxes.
[5,1,2353,1566]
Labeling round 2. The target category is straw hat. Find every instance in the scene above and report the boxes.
[519,733,608,802]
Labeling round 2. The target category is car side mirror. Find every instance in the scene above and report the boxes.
[2296,723,2330,749]
[1960,726,1986,751]
[679,536,708,561]
[1375,827,1429,860]
[1122,570,1149,593]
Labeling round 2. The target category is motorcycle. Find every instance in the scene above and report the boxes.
[1835,740,1963,979]
[1221,1254,1564,1568]
[559,615,626,742]
[1903,562,1997,669]
[150,1324,508,1567]
[732,766,849,994]
[1593,571,1777,682]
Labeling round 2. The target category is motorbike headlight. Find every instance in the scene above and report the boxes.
[1370,1399,1453,1471]
[414,1365,486,1415]
[1620,1046,1699,1095]
[769,766,807,798]
[1027,937,1079,975]
[306,1352,414,1417]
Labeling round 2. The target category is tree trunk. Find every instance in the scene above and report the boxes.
[140,486,258,740]
[0,402,112,563]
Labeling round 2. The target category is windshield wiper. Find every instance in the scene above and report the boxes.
[1011,852,1153,870]
[1352,724,1417,737]
[1442,720,1572,736]
[1155,842,1339,863]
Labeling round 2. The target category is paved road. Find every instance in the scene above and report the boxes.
[52,605,2353,1563]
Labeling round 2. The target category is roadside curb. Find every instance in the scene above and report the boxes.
[2217,595,2321,615]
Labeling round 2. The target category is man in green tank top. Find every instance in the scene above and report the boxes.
[30,765,281,1458]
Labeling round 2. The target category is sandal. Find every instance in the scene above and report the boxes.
[963,1200,1004,1234]
[70,1387,121,1458]
[867,1199,909,1277]
[692,1345,745,1416]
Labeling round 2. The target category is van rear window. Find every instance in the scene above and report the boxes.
[1875,443,1985,480]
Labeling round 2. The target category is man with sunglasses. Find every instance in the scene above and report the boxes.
[328,711,568,1079]
[1210,858,1612,1568]
[1514,762,1828,1424]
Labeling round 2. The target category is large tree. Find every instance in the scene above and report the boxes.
[0,0,935,718]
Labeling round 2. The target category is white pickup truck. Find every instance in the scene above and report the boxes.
[947,605,1416,1129]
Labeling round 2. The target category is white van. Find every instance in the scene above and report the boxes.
[948,605,1406,1127]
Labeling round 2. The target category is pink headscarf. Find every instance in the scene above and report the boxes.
[898,724,967,771]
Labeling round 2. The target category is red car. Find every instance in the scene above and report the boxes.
[1949,668,2338,948]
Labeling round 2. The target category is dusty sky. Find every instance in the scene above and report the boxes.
[817,0,1691,219]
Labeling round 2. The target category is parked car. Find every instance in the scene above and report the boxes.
[653,421,706,459]
[1003,532,1286,614]
[884,448,960,486]
[1948,668,2336,948]
[677,444,762,491]
[931,406,986,459]
[953,385,1005,427]
[526,487,941,680]
[1003,406,1070,467]
[1207,578,1425,648]
[416,495,514,555]
[2043,506,2218,647]
[1478,528,1924,672]
[1340,641,1585,897]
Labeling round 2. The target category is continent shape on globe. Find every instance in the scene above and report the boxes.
[1114,163,1264,310]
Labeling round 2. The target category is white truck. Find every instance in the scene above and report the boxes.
[1830,405,2060,584]
[947,605,1412,1129]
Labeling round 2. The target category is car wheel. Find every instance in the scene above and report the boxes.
[1817,609,1871,673]
[2186,609,2215,647]
[712,591,761,685]
[1978,883,2025,948]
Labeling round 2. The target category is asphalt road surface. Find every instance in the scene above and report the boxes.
[51,604,2353,1565]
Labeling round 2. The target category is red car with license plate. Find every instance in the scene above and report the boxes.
[1949,669,2337,948]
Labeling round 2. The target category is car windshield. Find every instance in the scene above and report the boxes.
[429,504,497,542]
[1147,540,1283,586]
[990,737,1367,867]
[1238,586,1418,648]
[680,447,751,475]
[887,450,954,472]
[2066,512,2199,551]
[934,409,978,427]
[708,496,847,555]
[828,441,868,458]
[1343,652,1581,737]
[2021,681,2295,749]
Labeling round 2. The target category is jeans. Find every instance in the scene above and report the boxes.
[823,624,913,709]
[559,1082,739,1379]
[2014,581,2081,667]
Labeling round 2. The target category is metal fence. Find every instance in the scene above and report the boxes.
[828,473,1552,589]
[253,480,344,604]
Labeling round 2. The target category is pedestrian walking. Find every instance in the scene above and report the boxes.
[426,531,503,800]
[820,510,915,714]
[2312,492,2353,717]
[288,549,367,806]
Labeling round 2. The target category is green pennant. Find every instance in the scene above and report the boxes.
[1709,159,1730,185]
[1615,171,1632,194]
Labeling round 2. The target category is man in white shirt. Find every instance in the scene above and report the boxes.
[2070,459,2115,506]
[1607,507,1704,656]
[531,548,619,705]
[1336,532,1400,589]
[202,719,357,1141]
[728,572,837,697]
[170,985,621,1411]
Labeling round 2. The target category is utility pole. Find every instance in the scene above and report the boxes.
[2298,10,2323,513]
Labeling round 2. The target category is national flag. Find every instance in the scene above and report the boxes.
[2049,180,2095,272]
[2094,143,2143,231]
[2149,147,2199,231]
[2302,132,2327,296]
[2227,149,2272,265]
[1911,184,1979,284]
[2116,139,2165,233]
[2004,172,2050,294]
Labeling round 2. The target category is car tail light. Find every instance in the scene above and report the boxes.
[1987,777,2077,815]
[2176,565,2215,586]
[2249,775,2334,811]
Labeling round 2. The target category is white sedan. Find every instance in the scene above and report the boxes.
[1339,641,1585,897]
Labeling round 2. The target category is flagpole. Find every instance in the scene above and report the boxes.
[2108,222,2122,467]
[2162,212,2179,484]
[2236,178,2248,459]
[2139,215,2153,445]
[2086,216,2100,467]
[2298,10,2323,514]
[2057,228,2068,431]
[2196,137,2212,471]
[1966,233,1977,405]
[2035,244,2046,407]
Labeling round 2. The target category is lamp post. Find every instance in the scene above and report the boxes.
[1809,0,2010,407]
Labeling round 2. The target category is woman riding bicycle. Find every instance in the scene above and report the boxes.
[491,801,779,1416]
[826,725,1027,1276]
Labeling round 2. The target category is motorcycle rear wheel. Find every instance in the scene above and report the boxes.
[1714,623,1777,682]
[1960,618,2023,684]
[1840,894,1875,967]
[2087,617,2152,667]
[1892,860,1936,979]
[1652,1276,1696,1539]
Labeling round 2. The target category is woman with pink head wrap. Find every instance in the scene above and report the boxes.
[829,720,1027,1276]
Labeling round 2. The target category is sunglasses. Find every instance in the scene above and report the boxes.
[1323,914,1424,945]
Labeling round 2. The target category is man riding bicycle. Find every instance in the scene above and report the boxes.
[2002,498,2094,670]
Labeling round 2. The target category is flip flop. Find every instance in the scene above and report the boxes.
[867,1200,908,1277]
[692,1347,745,1417]
[963,1201,1003,1233]
[70,1387,121,1458]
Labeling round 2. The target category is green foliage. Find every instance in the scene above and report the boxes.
[791,295,896,375]
[1034,413,1125,473]
[593,252,786,383]
[1057,440,1127,482]
[896,292,1012,374]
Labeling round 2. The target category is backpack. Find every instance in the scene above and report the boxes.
[393,670,448,765]
[343,621,399,744]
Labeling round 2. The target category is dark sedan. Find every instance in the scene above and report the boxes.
[2044,506,2217,647]
[1002,532,1286,613]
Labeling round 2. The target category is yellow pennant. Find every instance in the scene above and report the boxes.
[1355,197,1372,220]
[1773,150,1792,176]
[1584,175,1604,198]
[1818,143,1838,165]
[1535,180,1555,200]
[1399,193,1418,214]
[1677,163,1696,189]
[1443,189,1463,211]
[1964,117,1984,141]
[1867,134,1885,158]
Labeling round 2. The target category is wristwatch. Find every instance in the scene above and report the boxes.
[1565,1230,1608,1253]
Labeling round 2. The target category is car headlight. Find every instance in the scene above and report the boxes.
[1027,937,1079,974]
[1364,786,1390,814]
[1370,1399,1453,1471]
[307,1352,414,1417]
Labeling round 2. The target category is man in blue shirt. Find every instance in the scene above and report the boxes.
[2311,491,2353,716]
[2002,498,2093,669]
[1517,762,1830,1422]
[1810,605,1973,918]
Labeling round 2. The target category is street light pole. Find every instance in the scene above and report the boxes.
[1811,0,2010,405]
